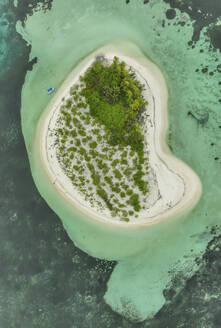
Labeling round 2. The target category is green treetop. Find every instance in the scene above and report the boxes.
[80,56,148,152]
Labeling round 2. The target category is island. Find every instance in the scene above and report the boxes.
[38,45,202,226]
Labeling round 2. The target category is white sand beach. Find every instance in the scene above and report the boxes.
[36,43,202,226]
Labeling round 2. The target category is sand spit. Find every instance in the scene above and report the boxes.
[37,43,202,226]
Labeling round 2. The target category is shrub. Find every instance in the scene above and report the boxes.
[102,147,109,152]
[124,167,132,177]
[97,188,107,200]
[89,150,98,158]
[79,176,85,183]
[79,147,86,156]
[91,173,100,185]
[74,94,80,102]
[71,130,77,138]
[126,189,133,196]
[66,98,72,108]
[80,114,86,121]
[122,150,127,158]
[128,193,141,212]
[73,165,80,172]
[102,166,109,175]
[75,139,81,147]
[71,106,77,114]
[97,160,104,170]
[112,185,121,193]
[97,135,102,142]
[104,175,112,185]
[113,168,122,179]
[122,210,128,217]
[120,191,126,198]
[79,129,86,137]
[68,146,76,152]
[73,117,79,126]
[120,159,127,166]
[58,128,63,135]
[111,159,119,167]
[89,141,97,149]
[85,116,90,124]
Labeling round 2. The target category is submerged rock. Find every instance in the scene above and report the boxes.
[188,108,209,125]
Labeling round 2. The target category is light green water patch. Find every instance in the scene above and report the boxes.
[17,0,221,322]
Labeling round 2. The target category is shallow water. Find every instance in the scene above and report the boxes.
[3,0,221,324]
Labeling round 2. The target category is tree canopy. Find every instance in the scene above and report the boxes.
[80,56,148,151]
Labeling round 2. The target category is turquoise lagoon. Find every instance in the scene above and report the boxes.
[17,0,221,321]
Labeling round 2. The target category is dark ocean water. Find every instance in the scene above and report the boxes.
[1,0,221,327]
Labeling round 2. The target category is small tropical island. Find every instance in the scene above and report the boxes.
[39,46,202,225]
[56,56,149,222]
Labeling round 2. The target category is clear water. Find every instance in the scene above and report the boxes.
[17,0,221,322]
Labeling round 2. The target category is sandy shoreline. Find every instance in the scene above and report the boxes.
[36,42,202,227]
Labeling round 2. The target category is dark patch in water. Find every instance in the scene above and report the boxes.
[187,110,209,125]
[208,25,221,53]
[126,0,149,4]
[165,8,176,20]
[14,0,53,25]
[146,232,221,328]
[27,56,38,71]
[202,67,208,73]
[217,64,221,73]
[163,0,221,46]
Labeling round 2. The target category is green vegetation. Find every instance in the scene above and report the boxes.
[81,57,147,151]
[55,56,150,221]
